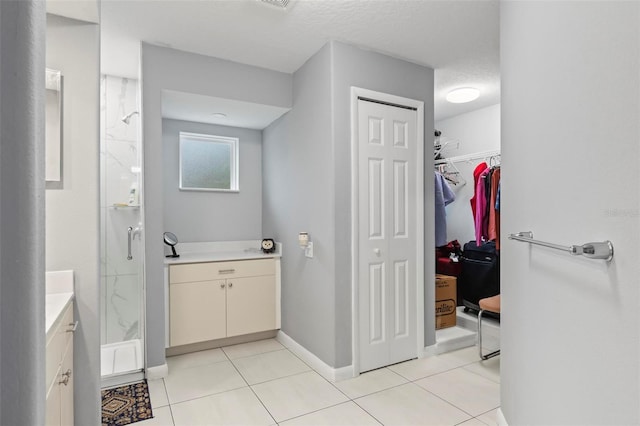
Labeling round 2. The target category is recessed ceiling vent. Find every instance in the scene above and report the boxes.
[259,0,291,9]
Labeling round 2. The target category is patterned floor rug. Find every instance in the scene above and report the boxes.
[101,380,154,426]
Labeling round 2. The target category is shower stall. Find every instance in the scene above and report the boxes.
[100,75,145,384]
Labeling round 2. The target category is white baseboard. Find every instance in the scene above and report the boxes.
[497,407,508,426]
[276,331,354,382]
[146,363,168,380]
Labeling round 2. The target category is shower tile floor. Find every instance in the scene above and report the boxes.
[138,338,500,425]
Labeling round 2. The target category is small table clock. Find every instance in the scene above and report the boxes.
[261,238,275,254]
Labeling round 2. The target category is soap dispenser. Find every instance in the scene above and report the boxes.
[128,181,139,206]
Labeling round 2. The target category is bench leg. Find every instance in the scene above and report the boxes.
[478,309,500,360]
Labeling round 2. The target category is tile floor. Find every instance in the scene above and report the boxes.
[137,339,500,426]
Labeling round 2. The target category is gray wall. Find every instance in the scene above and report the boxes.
[501,2,640,424]
[46,14,101,425]
[0,1,46,423]
[163,119,263,243]
[263,43,336,365]
[141,44,292,368]
[263,41,434,369]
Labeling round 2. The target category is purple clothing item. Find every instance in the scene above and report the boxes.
[475,168,491,245]
[435,171,456,247]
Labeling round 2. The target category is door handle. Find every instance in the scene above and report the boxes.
[374,248,381,256]
[127,226,133,260]
[127,225,142,261]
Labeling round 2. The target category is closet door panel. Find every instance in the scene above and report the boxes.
[358,98,418,372]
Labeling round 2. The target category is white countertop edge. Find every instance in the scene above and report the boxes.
[164,241,282,265]
[46,292,74,337]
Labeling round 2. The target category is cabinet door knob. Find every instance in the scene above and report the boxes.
[228,282,233,288]
[220,283,225,289]
[58,369,72,386]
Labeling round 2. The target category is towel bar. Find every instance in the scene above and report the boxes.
[508,231,613,261]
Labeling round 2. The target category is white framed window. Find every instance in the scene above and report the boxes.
[179,132,239,192]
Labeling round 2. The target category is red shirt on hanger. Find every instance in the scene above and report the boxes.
[470,162,488,221]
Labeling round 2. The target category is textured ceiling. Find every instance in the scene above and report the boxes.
[101,0,500,121]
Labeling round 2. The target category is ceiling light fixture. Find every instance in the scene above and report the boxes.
[446,87,480,104]
[211,113,227,119]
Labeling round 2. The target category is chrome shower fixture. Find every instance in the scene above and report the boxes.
[121,111,139,124]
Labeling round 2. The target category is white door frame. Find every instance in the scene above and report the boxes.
[350,87,425,376]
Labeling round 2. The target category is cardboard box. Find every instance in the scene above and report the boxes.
[435,274,457,329]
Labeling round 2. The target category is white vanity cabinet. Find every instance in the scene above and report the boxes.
[45,301,75,426]
[226,274,276,337]
[170,277,227,345]
[169,258,278,347]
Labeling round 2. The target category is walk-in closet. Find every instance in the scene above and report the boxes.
[432,104,501,356]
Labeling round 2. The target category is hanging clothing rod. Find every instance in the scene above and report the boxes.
[508,231,614,261]
[434,150,500,166]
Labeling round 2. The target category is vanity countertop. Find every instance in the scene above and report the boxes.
[164,240,282,265]
[46,292,74,337]
[46,270,74,338]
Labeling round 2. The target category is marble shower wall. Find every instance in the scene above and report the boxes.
[100,75,142,345]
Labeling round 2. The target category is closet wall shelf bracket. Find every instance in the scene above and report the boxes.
[508,231,614,261]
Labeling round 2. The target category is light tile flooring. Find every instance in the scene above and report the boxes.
[138,339,500,426]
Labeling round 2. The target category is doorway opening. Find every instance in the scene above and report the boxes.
[433,104,501,356]
[100,75,145,386]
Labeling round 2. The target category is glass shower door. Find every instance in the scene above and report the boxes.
[100,75,145,381]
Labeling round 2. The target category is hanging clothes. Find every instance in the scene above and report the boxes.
[470,162,489,221]
[435,171,456,247]
[474,167,491,245]
[482,167,494,239]
[473,163,501,248]
[488,167,501,249]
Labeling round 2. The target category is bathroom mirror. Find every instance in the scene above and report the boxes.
[45,68,62,182]
[163,232,180,258]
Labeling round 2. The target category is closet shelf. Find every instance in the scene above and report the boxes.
[434,149,500,166]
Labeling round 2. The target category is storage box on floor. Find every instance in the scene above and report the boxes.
[436,241,464,306]
[435,274,457,329]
